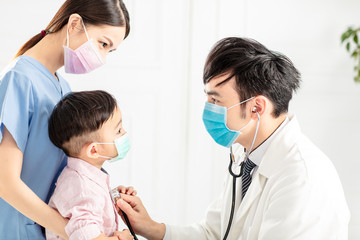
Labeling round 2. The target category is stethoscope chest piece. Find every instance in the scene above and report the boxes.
[228,147,246,178]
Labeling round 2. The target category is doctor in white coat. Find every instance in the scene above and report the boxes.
[117,37,350,240]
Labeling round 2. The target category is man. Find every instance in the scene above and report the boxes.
[117,37,350,239]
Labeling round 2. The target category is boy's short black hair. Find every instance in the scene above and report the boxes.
[49,90,117,157]
[203,37,301,117]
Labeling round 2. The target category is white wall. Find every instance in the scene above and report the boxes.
[1,0,359,239]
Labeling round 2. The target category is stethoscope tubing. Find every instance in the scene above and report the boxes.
[111,188,139,240]
[223,153,245,240]
[223,112,259,239]
[121,209,139,240]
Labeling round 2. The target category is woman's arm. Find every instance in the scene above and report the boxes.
[0,126,68,239]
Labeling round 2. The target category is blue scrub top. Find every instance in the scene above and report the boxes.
[0,56,71,239]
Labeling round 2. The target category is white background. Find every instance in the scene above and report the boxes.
[1,0,359,239]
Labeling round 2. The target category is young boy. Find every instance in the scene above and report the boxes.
[46,90,134,240]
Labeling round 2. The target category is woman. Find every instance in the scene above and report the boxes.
[0,0,130,239]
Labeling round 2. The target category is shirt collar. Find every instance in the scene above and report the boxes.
[67,157,110,191]
[248,116,289,166]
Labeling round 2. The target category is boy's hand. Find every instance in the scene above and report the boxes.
[114,229,133,240]
[116,185,137,196]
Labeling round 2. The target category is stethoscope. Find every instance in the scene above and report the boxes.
[111,188,139,240]
[222,110,260,240]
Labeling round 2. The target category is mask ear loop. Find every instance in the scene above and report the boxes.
[231,111,260,166]
[227,96,256,133]
[98,155,112,159]
[227,97,255,110]
[238,118,253,132]
[81,20,90,41]
[94,142,115,159]
[66,18,89,48]
[66,26,70,48]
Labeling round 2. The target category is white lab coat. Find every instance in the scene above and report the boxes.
[167,115,350,240]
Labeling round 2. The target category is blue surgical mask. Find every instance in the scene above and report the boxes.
[96,133,131,162]
[202,97,254,148]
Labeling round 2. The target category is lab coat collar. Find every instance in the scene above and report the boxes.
[257,114,301,178]
[233,114,300,228]
[248,116,289,166]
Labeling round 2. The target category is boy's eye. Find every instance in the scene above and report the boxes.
[101,42,108,48]
[117,128,122,134]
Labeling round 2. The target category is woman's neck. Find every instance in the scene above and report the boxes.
[23,29,66,77]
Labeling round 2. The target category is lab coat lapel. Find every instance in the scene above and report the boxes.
[234,115,300,220]
[234,172,266,228]
[225,115,301,238]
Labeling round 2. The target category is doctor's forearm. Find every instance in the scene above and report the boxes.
[141,221,166,240]
[0,178,69,239]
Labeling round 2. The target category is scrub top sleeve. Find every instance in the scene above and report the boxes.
[0,70,34,153]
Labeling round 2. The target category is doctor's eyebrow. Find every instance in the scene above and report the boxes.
[204,89,221,97]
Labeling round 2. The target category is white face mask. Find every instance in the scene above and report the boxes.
[63,18,104,74]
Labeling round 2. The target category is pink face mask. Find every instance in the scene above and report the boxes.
[63,20,104,74]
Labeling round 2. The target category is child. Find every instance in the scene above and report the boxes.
[46,90,134,240]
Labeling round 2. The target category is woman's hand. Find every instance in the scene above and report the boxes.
[117,194,166,240]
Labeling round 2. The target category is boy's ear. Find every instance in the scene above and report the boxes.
[85,142,100,159]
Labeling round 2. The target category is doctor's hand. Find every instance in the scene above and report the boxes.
[116,185,137,196]
[117,194,166,240]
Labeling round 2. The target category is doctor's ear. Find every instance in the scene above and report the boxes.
[250,96,266,118]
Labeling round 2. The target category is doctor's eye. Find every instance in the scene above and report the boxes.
[211,98,218,104]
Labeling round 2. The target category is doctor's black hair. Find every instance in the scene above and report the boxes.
[15,0,130,58]
[48,90,117,157]
[203,37,301,117]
